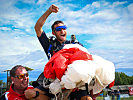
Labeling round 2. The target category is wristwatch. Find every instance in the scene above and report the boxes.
[33,91,39,98]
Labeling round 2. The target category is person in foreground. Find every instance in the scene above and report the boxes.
[25,4,93,100]
[0,65,34,100]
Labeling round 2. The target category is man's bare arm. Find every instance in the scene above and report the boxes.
[34,4,59,37]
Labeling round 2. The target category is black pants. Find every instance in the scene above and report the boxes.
[69,90,89,100]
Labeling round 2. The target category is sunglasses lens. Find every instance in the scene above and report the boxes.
[56,28,61,31]
[19,74,24,79]
[55,25,67,31]
[17,73,29,79]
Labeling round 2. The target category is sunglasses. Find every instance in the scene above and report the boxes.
[54,25,67,31]
[15,73,29,79]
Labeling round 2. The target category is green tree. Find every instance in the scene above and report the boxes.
[115,72,123,85]
[115,72,133,85]
[29,81,33,86]
[0,80,6,87]
[0,80,3,86]
[120,72,129,85]
[24,66,33,71]
[131,76,133,84]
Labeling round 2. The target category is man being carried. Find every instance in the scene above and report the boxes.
[25,4,92,100]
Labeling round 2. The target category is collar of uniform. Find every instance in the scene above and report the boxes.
[9,84,26,97]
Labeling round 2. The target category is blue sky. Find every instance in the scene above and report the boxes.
[0,0,133,80]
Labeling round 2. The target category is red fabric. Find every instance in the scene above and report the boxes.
[4,84,34,100]
[129,87,133,95]
[44,47,93,80]
[109,80,115,88]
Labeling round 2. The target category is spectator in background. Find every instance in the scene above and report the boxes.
[0,65,34,100]
[116,89,120,100]
[111,89,115,100]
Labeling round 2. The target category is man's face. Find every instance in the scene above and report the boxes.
[53,23,67,43]
[12,68,29,91]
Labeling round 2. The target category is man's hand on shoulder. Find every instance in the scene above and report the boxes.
[25,89,36,99]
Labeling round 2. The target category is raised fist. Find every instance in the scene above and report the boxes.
[49,4,59,13]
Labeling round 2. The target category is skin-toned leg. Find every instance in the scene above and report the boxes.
[81,96,93,100]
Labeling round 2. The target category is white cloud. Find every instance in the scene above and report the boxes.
[86,33,133,50]
[0,0,36,34]
[20,0,36,4]
[90,9,120,20]
[13,14,35,33]
[92,2,100,8]
[128,4,133,18]
[51,1,132,35]
[37,0,47,4]
[0,27,11,31]
[61,1,133,35]
[0,50,48,71]
[102,1,109,6]
[112,1,127,8]
[0,32,43,56]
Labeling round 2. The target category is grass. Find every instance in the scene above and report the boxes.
[121,96,133,100]
[96,96,133,100]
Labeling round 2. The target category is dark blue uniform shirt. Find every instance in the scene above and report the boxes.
[38,31,82,59]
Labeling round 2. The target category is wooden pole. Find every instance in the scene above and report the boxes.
[3,69,11,90]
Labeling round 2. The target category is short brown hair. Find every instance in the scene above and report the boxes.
[10,65,25,77]
[51,20,64,31]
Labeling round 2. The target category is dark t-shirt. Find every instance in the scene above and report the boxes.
[38,31,82,59]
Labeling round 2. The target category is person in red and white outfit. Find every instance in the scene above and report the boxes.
[0,65,34,100]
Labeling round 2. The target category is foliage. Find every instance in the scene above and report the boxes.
[121,96,133,100]
[0,80,6,87]
[96,96,133,100]
[0,80,3,86]
[115,72,133,85]
[24,66,34,71]
[29,81,33,86]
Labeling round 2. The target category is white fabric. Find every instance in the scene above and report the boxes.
[61,76,76,89]
[63,44,90,54]
[49,79,62,95]
[61,44,115,94]
[92,55,115,94]
[5,92,9,100]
